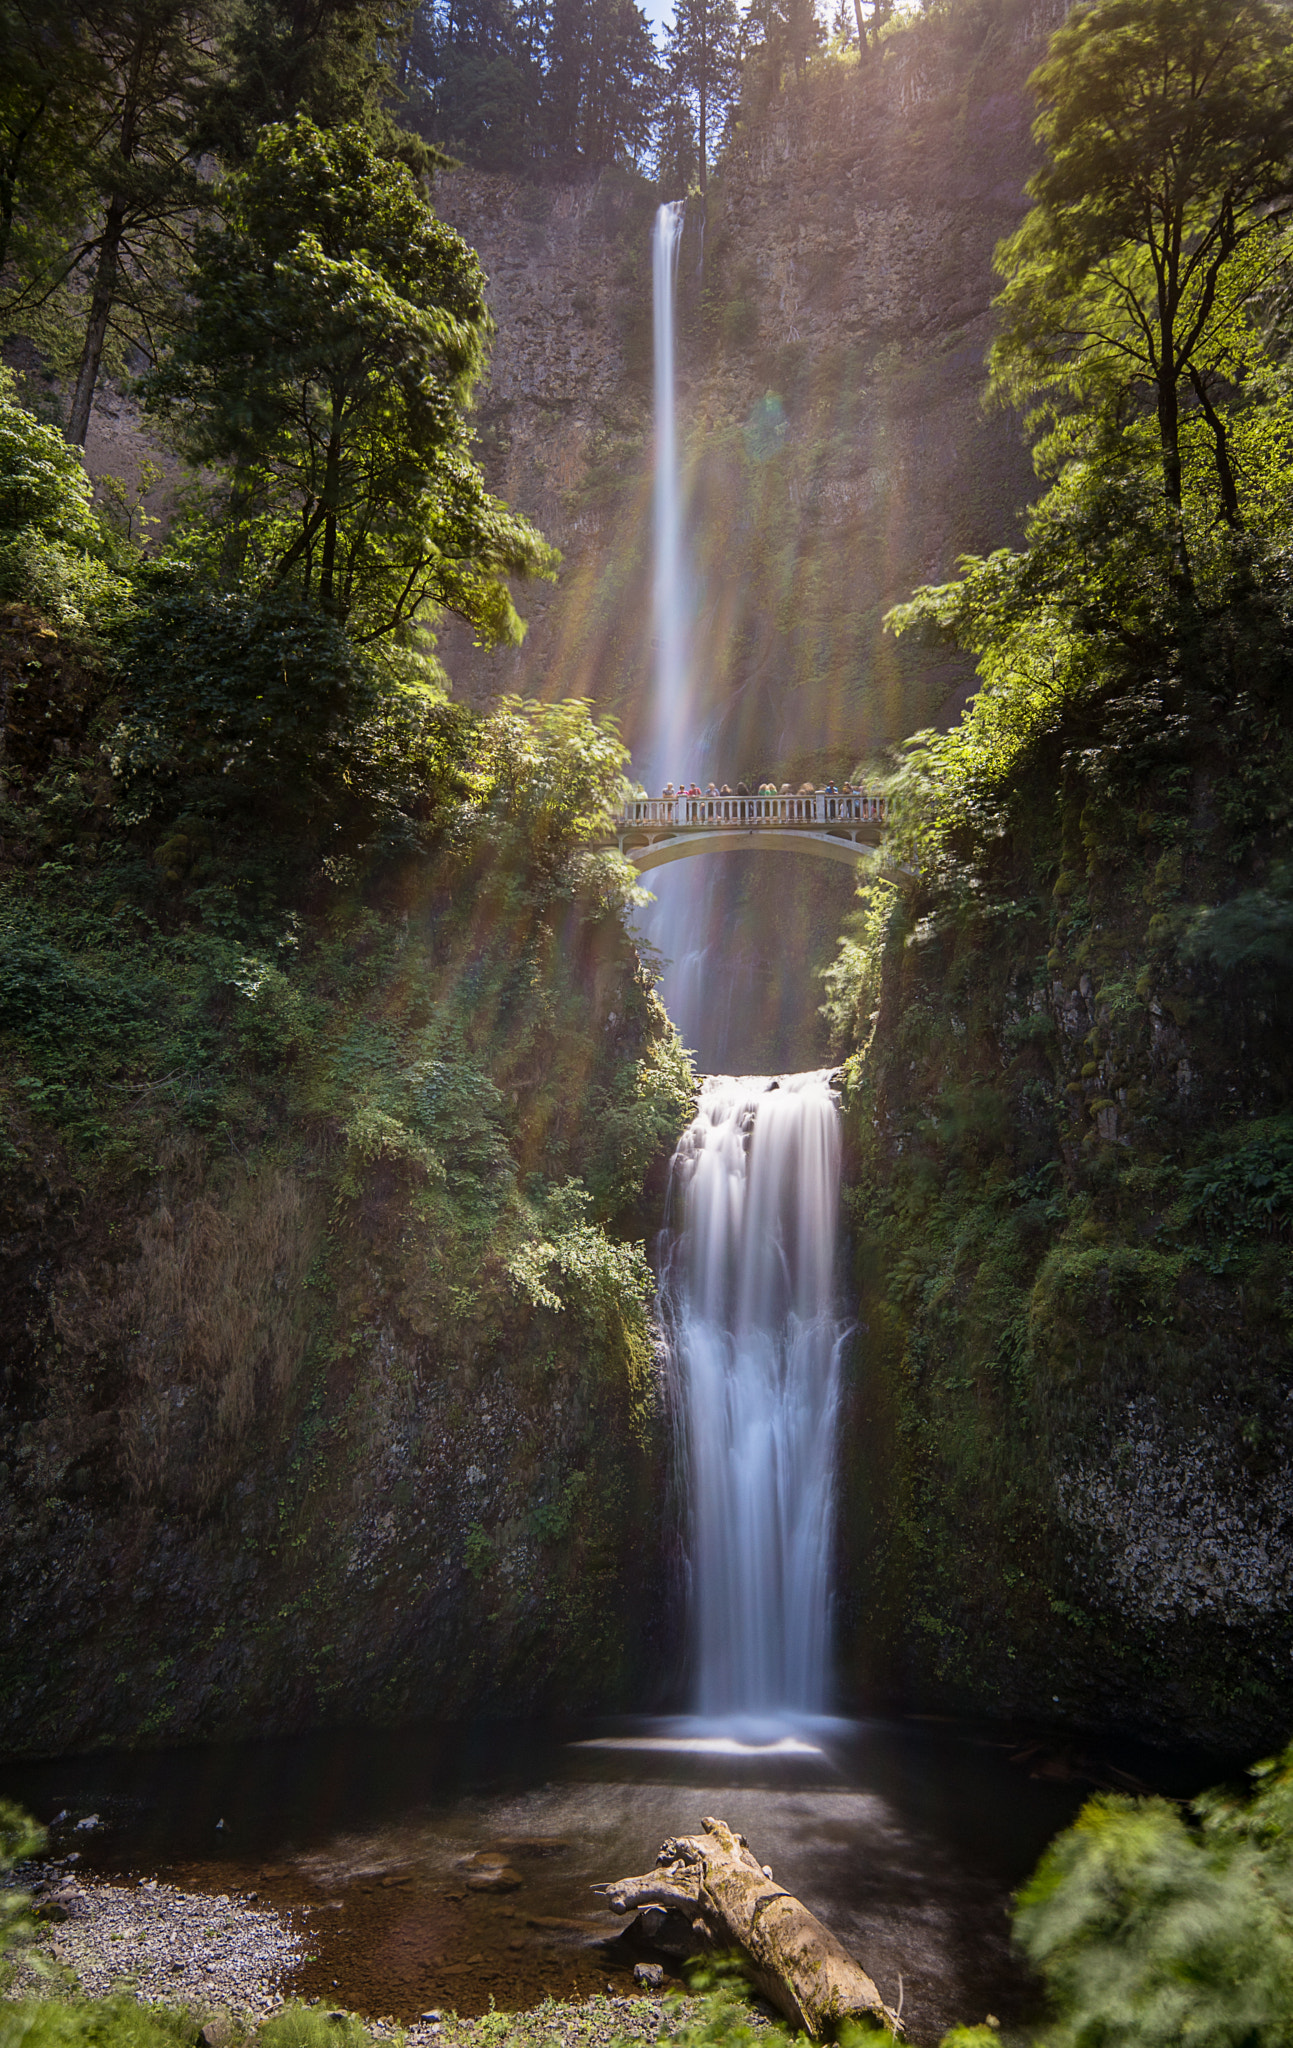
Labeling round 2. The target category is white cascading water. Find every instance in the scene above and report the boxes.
[639,209,846,1724]
[647,199,687,783]
[637,199,722,1061]
[660,1073,847,1720]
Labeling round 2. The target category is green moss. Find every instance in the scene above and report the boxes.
[833,646,1293,1745]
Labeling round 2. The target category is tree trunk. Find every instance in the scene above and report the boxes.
[595,1816,899,2040]
[67,15,147,449]
[318,396,344,612]
[1188,365,1243,530]
[1155,359,1193,597]
[852,0,868,54]
[699,78,708,196]
[67,196,125,445]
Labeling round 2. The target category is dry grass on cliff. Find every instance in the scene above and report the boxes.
[50,1164,323,1502]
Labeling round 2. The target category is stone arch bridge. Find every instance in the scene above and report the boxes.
[601,789,887,872]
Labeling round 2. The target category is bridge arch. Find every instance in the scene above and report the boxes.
[602,789,888,873]
[622,827,880,873]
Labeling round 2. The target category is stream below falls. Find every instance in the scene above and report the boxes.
[5,1717,1218,2042]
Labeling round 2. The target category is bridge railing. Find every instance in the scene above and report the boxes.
[613,791,886,828]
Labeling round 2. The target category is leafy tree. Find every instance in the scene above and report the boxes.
[1014,1741,1293,2048]
[0,366,132,628]
[665,0,739,194]
[481,694,630,868]
[655,86,697,196]
[143,116,555,646]
[993,0,1293,589]
[738,0,822,95]
[108,577,478,847]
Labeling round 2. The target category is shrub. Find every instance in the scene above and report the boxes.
[1014,1741,1293,2048]
[0,370,132,632]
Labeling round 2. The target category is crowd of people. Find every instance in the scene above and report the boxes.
[655,778,861,798]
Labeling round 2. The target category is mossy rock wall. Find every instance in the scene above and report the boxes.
[834,674,1293,1750]
[0,615,691,1760]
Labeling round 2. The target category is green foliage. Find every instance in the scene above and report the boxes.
[1016,1743,1293,2048]
[992,0,1293,555]
[659,1961,789,2048]
[0,1999,198,2048]
[0,909,160,1056]
[108,580,385,823]
[820,877,899,1052]
[481,695,633,863]
[0,371,133,631]
[143,115,556,646]
[665,0,740,187]
[0,380,96,544]
[1181,862,1293,977]
[507,1180,653,1328]
[259,2003,386,2048]
[212,0,435,167]
[0,1801,44,1971]
[584,1023,697,1212]
[1179,1122,1293,1242]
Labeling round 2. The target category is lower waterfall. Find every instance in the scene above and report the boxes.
[659,1071,847,1720]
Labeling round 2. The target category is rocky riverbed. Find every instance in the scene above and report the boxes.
[4,1867,772,2048]
[6,1865,305,2016]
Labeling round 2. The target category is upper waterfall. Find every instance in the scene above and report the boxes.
[648,199,687,787]
[660,1071,847,1719]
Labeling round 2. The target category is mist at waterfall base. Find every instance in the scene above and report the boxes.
[6,1718,1216,2043]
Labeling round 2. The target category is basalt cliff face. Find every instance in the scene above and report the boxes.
[0,617,692,1760]
[436,15,1052,766]
[833,671,1293,1753]
[433,12,1054,1070]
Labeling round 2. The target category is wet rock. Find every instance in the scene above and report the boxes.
[632,1905,710,1958]
[633,1963,665,1991]
[465,1864,523,1893]
[482,1837,568,1860]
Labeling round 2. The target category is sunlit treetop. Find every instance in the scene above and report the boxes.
[993,0,1293,579]
[144,115,556,651]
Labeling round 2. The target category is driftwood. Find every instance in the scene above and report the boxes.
[594,1815,899,2039]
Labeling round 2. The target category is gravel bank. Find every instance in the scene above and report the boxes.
[4,1872,780,2047]
[6,1867,305,2017]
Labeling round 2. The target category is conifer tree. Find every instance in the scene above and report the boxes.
[666,0,738,194]
[0,0,97,289]
[65,0,224,448]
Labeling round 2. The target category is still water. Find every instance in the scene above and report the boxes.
[3,1715,1218,2041]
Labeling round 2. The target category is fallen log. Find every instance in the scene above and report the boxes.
[594,1814,899,2039]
